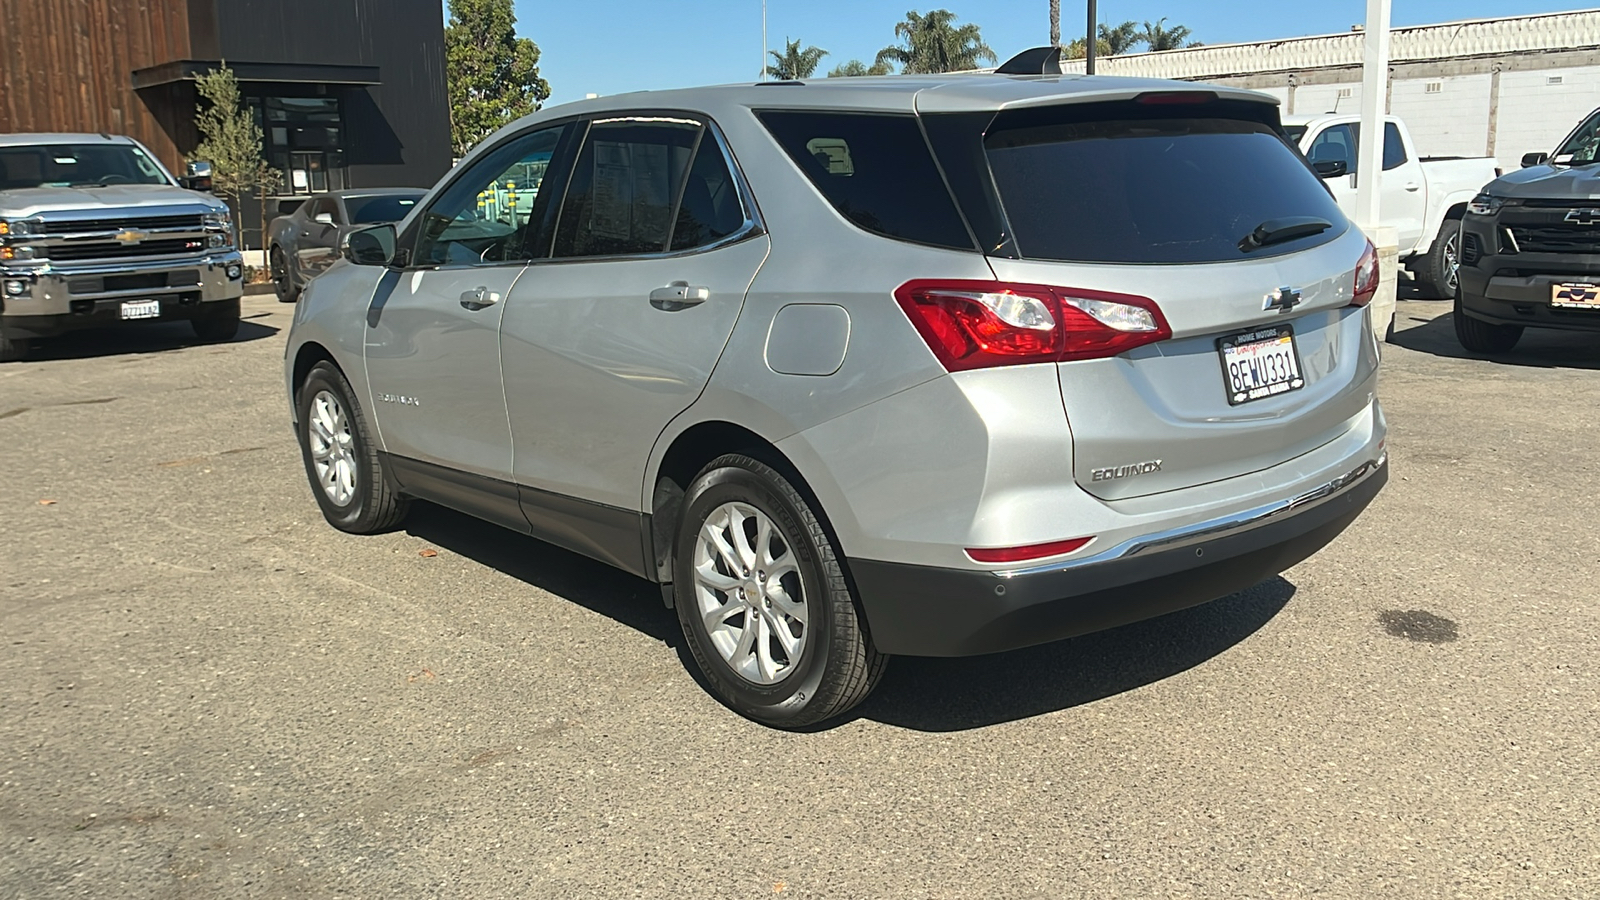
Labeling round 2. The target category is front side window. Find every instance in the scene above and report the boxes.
[552,118,702,258]
[412,125,566,267]
[1307,124,1357,170]
[1554,110,1600,164]
[0,144,168,189]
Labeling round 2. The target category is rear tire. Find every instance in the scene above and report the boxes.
[296,361,410,534]
[674,454,886,728]
[1454,293,1522,353]
[192,298,241,342]
[272,246,299,303]
[1420,217,1463,299]
[0,329,31,362]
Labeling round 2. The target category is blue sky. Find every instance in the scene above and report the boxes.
[507,1,1595,106]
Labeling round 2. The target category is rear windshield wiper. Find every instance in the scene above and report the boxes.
[1238,216,1333,252]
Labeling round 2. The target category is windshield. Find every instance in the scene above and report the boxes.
[984,116,1346,264]
[1553,110,1600,165]
[0,144,170,189]
[346,193,423,224]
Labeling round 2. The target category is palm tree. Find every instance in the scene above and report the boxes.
[1141,18,1194,52]
[1099,20,1142,55]
[767,38,828,80]
[1049,0,1060,47]
[875,10,996,75]
[828,59,893,77]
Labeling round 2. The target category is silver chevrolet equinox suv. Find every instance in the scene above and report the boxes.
[284,52,1388,727]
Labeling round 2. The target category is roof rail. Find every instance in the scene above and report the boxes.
[995,46,1064,76]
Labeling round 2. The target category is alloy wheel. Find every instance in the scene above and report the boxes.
[307,389,357,506]
[692,501,809,685]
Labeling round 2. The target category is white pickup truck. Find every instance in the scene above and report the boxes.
[1282,114,1500,298]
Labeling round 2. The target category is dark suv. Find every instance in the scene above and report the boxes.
[1456,108,1600,352]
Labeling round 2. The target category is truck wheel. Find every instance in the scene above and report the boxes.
[271,247,300,303]
[674,454,887,728]
[1420,217,1462,299]
[0,330,31,362]
[191,298,241,342]
[1454,294,1522,353]
[296,361,410,533]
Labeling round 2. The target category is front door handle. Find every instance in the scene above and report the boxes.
[459,287,500,310]
[1404,182,1421,192]
[649,281,710,311]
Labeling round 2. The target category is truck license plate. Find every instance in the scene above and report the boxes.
[1218,324,1305,406]
[1551,283,1600,310]
[120,299,161,320]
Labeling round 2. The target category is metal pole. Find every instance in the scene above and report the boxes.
[761,0,767,80]
[1085,0,1097,74]
[1354,0,1391,231]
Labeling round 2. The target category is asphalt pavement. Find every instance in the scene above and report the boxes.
[2,294,1597,898]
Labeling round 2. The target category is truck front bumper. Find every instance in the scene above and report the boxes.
[1458,215,1600,332]
[0,252,244,338]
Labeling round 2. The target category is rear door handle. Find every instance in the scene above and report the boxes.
[649,281,710,311]
[459,287,500,310]
[1404,182,1421,192]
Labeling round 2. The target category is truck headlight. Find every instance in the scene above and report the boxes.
[203,212,234,249]
[0,218,37,237]
[1467,193,1506,216]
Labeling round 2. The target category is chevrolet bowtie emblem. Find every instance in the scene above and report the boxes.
[1563,208,1600,226]
[115,229,148,244]
[1264,286,1302,313]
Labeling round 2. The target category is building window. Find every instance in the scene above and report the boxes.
[1425,82,1442,94]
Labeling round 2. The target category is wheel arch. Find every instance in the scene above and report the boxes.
[289,341,341,420]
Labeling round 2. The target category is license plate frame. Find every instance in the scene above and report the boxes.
[1217,323,1306,406]
[120,299,162,320]
[1550,282,1600,310]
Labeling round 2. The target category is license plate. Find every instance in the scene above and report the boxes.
[1551,283,1600,309]
[120,299,161,320]
[1218,324,1305,406]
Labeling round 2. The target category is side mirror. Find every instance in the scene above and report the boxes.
[1312,159,1349,179]
[182,159,214,192]
[342,224,398,266]
[314,212,335,226]
[1521,152,1550,168]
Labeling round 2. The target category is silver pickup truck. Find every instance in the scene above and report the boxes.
[0,133,245,361]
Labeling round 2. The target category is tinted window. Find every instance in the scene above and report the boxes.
[309,197,339,222]
[671,137,745,251]
[758,111,973,250]
[347,194,421,224]
[0,144,167,189]
[1383,123,1407,170]
[1307,124,1357,169]
[413,125,565,267]
[986,117,1346,263]
[553,118,700,258]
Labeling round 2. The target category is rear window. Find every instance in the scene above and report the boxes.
[758,111,973,250]
[985,116,1347,263]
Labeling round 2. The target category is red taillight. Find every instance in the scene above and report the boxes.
[894,280,1172,371]
[967,536,1094,564]
[1350,239,1379,308]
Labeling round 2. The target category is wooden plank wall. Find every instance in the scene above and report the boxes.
[0,0,194,169]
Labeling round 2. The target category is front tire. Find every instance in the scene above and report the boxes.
[296,361,410,533]
[191,298,240,342]
[1454,293,1523,353]
[674,454,886,728]
[272,247,300,303]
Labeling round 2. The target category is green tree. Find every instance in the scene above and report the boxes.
[828,59,893,77]
[1099,20,1143,55]
[1141,17,1194,52]
[445,0,551,158]
[192,64,278,243]
[1062,36,1111,60]
[767,38,829,80]
[875,10,996,74]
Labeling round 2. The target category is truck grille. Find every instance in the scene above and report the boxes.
[41,214,206,234]
[39,238,207,261]
[1505,225,1600,255]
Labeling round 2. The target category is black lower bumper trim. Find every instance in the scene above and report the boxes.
[850,460,1387,657]
[2,295,230,338]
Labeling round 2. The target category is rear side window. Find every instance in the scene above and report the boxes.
[758,111,973,250]
[985,116,1347,263]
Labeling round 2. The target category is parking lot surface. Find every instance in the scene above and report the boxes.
[3,295,1598,898]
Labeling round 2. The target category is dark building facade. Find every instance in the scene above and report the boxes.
[0,0,452,247]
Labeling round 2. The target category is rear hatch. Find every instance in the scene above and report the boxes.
[924,92,1378,500]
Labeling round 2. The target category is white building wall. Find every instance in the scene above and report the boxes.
[1388,73,1492,159]
[1293,83,1362,117]
[1495,65,1600,170]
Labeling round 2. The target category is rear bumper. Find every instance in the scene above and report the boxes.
[1,252,244,338]
[850,454,1387,657]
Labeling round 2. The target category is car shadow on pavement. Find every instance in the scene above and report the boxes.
[849,577,1296,732]
[401,502,680,644]
[1388,302,1600,370]
[23,319,280,362]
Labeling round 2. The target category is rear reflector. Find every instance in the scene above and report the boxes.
[895,280,1172,371]
[1350,239,1379,307]
[967,536,1094,564]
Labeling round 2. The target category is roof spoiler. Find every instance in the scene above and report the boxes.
[995,46,1063,76]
